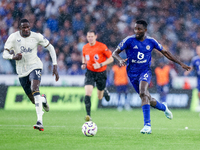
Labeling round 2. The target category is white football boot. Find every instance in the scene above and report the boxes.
[140,125,152,134]
[163,103,173,119]
[42,94,49,112]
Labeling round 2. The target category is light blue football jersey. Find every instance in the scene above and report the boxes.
[117,35,163,75]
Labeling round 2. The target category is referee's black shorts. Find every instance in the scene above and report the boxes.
[84,69,107,91]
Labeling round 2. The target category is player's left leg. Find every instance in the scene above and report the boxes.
[139,81,151,134]
[96,71,110,101]
[29,69,48,131]
[19,76,35,104]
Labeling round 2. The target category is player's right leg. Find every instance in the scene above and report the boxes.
[84,85,93,121]
[150,97,173,119]
[41,94,49,112]
[139,81,152,134]
[84,70,95,121]
[103,88,110,101]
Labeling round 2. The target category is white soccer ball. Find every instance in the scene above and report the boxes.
[82,121,97,137]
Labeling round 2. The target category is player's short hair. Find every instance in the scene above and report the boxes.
[136,20,148,29]
[19,18,29,27]
[87,30,97,35]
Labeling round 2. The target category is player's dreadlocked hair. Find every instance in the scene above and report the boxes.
[136,20,148,29]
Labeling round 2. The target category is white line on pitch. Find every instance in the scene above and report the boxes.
[0,125,199,130]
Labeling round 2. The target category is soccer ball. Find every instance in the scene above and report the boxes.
[82,121,97,137]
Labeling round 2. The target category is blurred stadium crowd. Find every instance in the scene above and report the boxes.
[0,0,200,85]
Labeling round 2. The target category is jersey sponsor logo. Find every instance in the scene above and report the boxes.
[131,59,147,63]
[133,45,138,49]
[94,54,99,60]
[20,46,32,53]
[146,45,150,50]
[137,52,144,60]
[85,55,90,60]
[131,52,147,64]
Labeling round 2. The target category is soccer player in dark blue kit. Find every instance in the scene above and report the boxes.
[112,20,191,134]
[184,45,200,112]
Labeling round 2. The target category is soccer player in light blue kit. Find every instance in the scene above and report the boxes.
[112,20,191,134]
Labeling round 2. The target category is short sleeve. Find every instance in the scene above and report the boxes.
[82,45,86,57]
[102,44,112,58]
[4,33,15,51]
[117,37,130,51]
[37,33,49,47]
[152,38,163,51]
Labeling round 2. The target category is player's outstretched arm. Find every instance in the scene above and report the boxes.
[52,65,59,81]
[160,48,191,71]
[112,48,127,66]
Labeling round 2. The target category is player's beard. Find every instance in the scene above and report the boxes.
[135,33,145,40]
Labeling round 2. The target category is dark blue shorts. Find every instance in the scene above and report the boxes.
[19,69,42,95]
[128,69,152,94]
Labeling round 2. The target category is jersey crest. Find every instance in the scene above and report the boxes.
[94,54,99,60]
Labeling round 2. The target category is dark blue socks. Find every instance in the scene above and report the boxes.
[153,101,166,111]
[142,104,151,126]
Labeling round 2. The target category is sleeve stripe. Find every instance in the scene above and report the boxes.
[5,48,10,52]
[44,43,50,48]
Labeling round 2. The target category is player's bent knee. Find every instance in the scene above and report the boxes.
[139,92,148,99]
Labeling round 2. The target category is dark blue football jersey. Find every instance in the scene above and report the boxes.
[117,35,163,75]
[191,55,200,77]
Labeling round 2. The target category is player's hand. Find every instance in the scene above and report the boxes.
[181,64,191,71]
[119,58,128,66]
[81,63,86,70]
[12,53,22,60]
[53,65,59,81]
[93,61,101,69]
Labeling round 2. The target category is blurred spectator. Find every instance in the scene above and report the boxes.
[67,63,83,75]
[46,15,58,33]
[72,13,85,33]
[42,53,52,75]
[8,21,18,35]
[57,52,67,75]
[0,0,199,82]
[112,63,131,111]
[0,52,13,74]
[45,1,58,18]
[155,59,174,102]
[37,45,46,61]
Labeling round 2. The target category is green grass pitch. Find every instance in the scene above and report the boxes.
[0,108,200,150]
